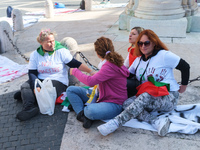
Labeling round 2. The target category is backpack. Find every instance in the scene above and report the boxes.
[7,6,13,18]
[80,0,85,10]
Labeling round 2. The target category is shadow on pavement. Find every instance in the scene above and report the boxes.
[0,91,68,150]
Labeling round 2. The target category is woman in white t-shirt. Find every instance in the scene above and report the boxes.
[97,29,190,137]
[14,29,93,121]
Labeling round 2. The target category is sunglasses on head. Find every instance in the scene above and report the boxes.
[137,41,150,47]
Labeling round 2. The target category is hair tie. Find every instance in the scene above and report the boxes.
[106,51,110,55]
[39,29,51,39]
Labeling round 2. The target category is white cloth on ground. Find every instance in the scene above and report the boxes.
[0,55,28,84]
[122,104,200,134]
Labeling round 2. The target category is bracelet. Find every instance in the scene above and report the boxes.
[89,70,94,75]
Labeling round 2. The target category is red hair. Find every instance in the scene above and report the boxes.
[134,29,169,57]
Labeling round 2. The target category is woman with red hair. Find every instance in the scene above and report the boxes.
[97,29,190,137]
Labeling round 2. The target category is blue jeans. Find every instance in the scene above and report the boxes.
[67,86,123,120]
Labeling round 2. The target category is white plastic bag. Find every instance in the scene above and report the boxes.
[35,78,57,116]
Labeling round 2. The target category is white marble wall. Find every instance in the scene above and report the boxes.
[134,0,185,20]
[119,0,200,37]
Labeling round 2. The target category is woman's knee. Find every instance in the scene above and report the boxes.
[84,106,95,120]
[21,81,30,90]
[66,86,78,95]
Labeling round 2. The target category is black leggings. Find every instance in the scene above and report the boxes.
[21,80,67,110]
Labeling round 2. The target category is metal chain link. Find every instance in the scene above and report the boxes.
[74,51,99,71]
[12,14,16,35]
[178,76,200,85]
[3,29,30,62]
[2,31,200,83]
[188,76,200,84]
[75,50,200,83]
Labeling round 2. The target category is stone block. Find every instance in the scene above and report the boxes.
[119,11,128,30]
[129,17,187,38]
[0,21,14,53]
[12,9,23,31]
[85,0,92,11]
[190,13,200,32]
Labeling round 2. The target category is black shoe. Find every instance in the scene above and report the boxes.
[16,107,39,121]
[76,110,84,122]
[83,116,93,129]
[14,91,22,101]
[68,104,74,111]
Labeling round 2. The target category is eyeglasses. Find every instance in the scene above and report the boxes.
[137,41,150,47]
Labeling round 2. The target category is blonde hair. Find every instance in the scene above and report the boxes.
[37,28,57,43]
[130,27,144,47]
[94,37,124,67]
[131,27,144,35]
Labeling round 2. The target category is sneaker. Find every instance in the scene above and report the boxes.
[16,107,39,121]
[97,119,119,136]
[100,1,106,4]
[152,117,170,136]
[106,1,110,4]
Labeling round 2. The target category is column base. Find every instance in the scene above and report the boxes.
[128,17,187,38]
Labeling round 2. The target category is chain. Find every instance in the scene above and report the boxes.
[3,29,30,62]
[2,32,200,83]
[12,14,16,35]
[74,51,99,71]
[188,76,200,84]
[178,76,200,84]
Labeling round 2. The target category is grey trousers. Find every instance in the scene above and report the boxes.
[115,91,179,126]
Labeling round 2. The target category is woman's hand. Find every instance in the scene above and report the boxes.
[70,68,74,75]
[89,70,96,76]
[34,87,41,94]
[178,85,187,93]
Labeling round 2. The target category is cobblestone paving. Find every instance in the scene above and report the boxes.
[0,91,68,150]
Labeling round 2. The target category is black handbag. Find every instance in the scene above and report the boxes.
[127,57,151,97]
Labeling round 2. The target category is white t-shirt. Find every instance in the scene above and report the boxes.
[129,50,180,91]
[29,48,73,86]
[124,54,129,68]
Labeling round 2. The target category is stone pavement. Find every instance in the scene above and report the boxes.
[0,0,200,150]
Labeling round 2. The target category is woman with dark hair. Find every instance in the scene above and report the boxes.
[67,36,129,129]
[97,29,190,137]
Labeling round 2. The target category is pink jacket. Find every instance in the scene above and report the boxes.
[72,61,130,105]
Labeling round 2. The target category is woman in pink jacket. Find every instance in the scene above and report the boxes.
[67,37,129,129]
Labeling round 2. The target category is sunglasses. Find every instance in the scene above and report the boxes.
[137,41,150,47]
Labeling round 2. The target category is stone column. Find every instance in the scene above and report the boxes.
[119,0,200,37]
[12,9,24,31]
[128,0,188,37]
[85,0,92,11]
[45,0,54,18]
[182,0,198,15]
[0,21,14,53]
[60,37,80,86]
[134,0,185,20]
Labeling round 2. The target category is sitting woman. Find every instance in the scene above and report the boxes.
[124,26,144,97]
[97,29,190,137]
[67,36,129,129]
[15,28,92,121]
[124,26,144,68]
